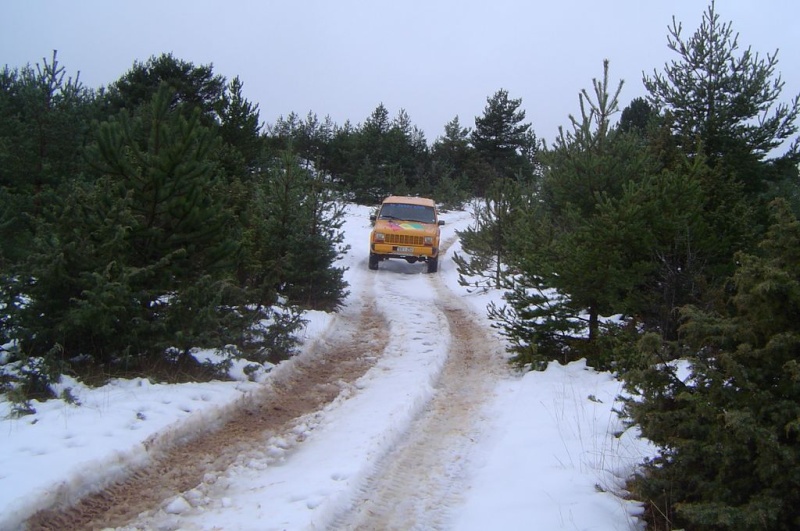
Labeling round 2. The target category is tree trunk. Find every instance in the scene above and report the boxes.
[588,303,599,343]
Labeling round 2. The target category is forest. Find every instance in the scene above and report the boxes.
[2,2,800,529]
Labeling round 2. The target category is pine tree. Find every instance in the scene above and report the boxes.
[625,198,800,530]
[0,52,94,265]
[623,159,714,338]
[93,85,235,286]
[430,116,474,208]
[486,188,581,367]
[388,108,428,190]
[618,97,657,135]
[273,112,336,172]
[536,60,650,342]
[471,89,536,194]
[332,104,408,203]
[453,176,527,291]
[644,1,799,196]
[103,53,225,124]
[217,75,263,177]
[433,116,472,161]
[5,177,136,363]
[495,61,721,364]
[261,151,348,311]
[7,85,241,368]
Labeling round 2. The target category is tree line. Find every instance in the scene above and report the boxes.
[2,1,800,528]
[0,47,538,395]
[0,53,355,399]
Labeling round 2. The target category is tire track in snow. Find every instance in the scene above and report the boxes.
[25,291,389,531]
[329,270,508,530]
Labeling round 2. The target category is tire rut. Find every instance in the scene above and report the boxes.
[329,274,508,530]
[25,298,388,531]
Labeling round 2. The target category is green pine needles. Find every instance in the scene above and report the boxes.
[625,199,800,530]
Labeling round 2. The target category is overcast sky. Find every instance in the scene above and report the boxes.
[3,1,799,146]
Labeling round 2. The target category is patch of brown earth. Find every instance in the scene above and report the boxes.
[25,301,387,531]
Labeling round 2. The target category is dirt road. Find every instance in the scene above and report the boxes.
[26,235,507,530]
[329,278,506,530]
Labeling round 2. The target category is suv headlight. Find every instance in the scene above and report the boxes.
[424,236,433,245]
[374,232,385,242]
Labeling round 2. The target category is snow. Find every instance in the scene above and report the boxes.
[0,203,656,530]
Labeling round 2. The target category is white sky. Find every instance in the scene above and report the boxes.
[3,1,799,145]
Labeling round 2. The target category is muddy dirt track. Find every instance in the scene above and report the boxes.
[26,301,388,530]
[328,280,506,530]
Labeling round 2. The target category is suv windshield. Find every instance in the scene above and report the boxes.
[379,203,436,224]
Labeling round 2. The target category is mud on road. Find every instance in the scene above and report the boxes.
[26,300,388,531]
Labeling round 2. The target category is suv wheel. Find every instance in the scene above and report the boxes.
[427,257,438,273]
[369,253,379,270]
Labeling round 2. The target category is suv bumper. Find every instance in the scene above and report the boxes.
[371,243,438,258]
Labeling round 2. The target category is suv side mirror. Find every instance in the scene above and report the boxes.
[438,220,445,226]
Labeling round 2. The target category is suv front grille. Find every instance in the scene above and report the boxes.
[385,233,424,246]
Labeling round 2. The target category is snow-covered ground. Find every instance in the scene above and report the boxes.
[0,203,656,530]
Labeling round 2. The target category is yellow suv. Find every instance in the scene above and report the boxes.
[369,196,444,273]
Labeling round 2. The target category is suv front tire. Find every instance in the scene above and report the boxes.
[368,253,380,270]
